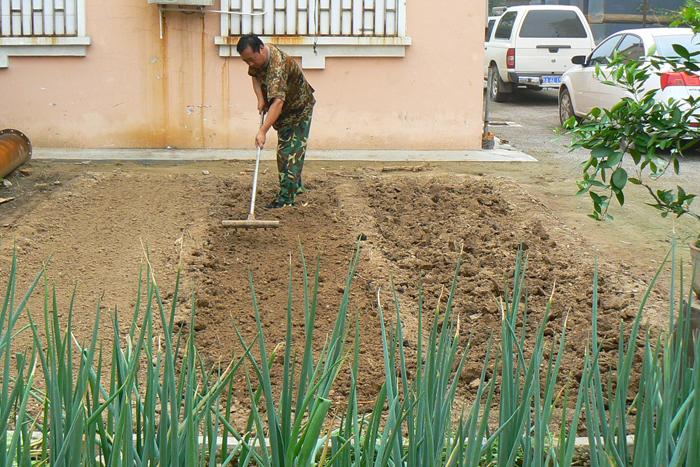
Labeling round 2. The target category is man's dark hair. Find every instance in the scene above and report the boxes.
[236,34,264,54]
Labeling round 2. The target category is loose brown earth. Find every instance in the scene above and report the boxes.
[0,160,670,425]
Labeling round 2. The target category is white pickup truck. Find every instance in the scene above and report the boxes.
[484,5,595,102]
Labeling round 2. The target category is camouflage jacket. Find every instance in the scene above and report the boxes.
[249,45,316,130]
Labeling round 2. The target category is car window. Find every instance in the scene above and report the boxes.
[654,34,700,57]
[519,10,588,38]
[486,19,496,41]
[590,35,623,66]
[615,34,645,61]
[494,12,517,40]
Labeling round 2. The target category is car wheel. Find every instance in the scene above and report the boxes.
[489,65,511,102]
[559,87,579,126]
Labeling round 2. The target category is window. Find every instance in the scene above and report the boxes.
[615,34,644,61]
[590,35,623,66]
[216,0,411,69]
[221,0,402,37]
[494,12,516,40]
[519,10,587,39]
[655,34,700,58]
[1,0,81,36]
[0,0,90,68]
[486,18,496,41]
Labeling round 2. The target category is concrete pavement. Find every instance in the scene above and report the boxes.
[33,146,537,163]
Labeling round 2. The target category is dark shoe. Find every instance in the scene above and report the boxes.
[266,199,292,209]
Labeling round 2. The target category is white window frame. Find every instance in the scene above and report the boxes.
[0,0,90,68]
[215,0,411,69]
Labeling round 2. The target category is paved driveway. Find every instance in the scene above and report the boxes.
[488,88,700,173]
[483,88,698,307]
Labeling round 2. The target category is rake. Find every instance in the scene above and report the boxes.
[222,114,280,229]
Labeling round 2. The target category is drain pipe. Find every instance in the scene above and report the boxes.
[0,129,32,178]
[482,68,495,149]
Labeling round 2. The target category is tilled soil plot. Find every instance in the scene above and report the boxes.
[0,167,217,349]
[0,163,664,428]
[192,170,662,423]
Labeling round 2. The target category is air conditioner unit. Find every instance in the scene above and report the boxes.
[148,0,213,6]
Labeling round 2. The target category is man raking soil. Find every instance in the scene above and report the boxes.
[239,33,315,209]
[223,34,316,229]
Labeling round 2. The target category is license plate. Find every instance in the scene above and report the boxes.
[542,75,561,85]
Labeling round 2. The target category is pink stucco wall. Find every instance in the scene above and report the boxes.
[0,1,485,150]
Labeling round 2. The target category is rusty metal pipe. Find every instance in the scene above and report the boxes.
[0,129,32,178]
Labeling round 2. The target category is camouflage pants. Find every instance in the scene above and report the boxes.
[275,114,312,205]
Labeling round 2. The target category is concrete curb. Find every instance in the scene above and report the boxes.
[4,430,630,464]
[32,147,537,163]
